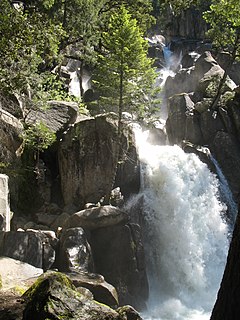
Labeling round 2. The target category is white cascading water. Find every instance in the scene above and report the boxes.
[131,128,229,320]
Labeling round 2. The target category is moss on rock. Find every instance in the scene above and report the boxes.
[22,271,122,320]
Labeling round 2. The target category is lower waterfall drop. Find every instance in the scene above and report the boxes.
[133,128,229,320]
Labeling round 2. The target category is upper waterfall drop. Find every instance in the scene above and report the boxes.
[130,127,229,320]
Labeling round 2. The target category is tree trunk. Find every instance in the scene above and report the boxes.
[210,208,240,320]
[104,64,124,204]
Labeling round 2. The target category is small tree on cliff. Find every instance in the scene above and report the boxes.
[92,5,157,202]
[203,0,240,109]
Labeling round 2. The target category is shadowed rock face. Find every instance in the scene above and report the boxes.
[58,114,140,211]
[0,230,55,270]
[58,115,120,209]
[210,208,240,320]
[90,223,149,311]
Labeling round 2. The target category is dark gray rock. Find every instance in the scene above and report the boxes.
[90,223,148,311]
[200,109,225,144]
[25,100,78,135]
[117,305,143,320]
[166,93,195,144]
[57,227,94,273]
[67,271,119,307]
[212,131,240,201]
[0,230,55,270]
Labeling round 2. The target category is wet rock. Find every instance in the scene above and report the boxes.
[57,227,94,273]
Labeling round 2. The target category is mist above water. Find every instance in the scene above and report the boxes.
[132,128,229,320]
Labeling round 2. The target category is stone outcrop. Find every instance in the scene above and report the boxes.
[58,114,119,209]
[0,107,23,166]
[0,175,11,231]
[62,205,147,310]
[165,51,235,101]
[0,230,55,270]
[67,272,119,307]
[166,8,208,41]
[25,100,79,135]
[63,206,129,230]
[166,93,195,144]
[210,208,240,320]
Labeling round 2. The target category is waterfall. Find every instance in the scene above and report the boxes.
[130,128,229,320]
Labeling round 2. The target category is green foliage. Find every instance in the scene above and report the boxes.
[92,6,157,121]
[22,122,56,156]
[203,0,240,56]
[203,0,240,109]
[0,0,64,95]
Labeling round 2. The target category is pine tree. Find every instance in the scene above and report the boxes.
[92,5,157,202]
[93,5,157,134]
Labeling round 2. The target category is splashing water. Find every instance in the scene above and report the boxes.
[132,128,229,320]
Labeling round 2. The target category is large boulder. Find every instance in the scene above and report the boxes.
[166,93,197,144]
[58,114,120,209]
[0,230,55,270]
[0,256,43,291]
[22,272,122,320]
[164,51,234,102]
[57,227,94,273]
[67,272,119,307]
[25,100,79,135]
[90,223,149,311]
[63,206,129,230]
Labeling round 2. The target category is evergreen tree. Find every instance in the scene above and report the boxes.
[92,6,157,202]
[93,6,157,132]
